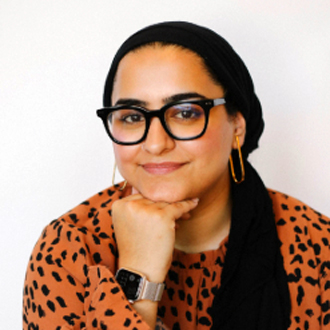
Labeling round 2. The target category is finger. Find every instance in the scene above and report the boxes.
[120,193,160,207]
[179,213,191,220]
[166,198,199,220]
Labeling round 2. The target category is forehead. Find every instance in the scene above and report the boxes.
[116,44,206,78]
[111,45,224,104]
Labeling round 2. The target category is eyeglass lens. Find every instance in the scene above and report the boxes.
[107,103,206,143]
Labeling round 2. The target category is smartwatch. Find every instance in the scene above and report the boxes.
[115,268,165,303]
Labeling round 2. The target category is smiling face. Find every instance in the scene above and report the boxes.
[111,45,246,203]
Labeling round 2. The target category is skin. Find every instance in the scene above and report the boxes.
[111,45,246,328]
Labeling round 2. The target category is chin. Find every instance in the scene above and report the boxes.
[140,185,189,203]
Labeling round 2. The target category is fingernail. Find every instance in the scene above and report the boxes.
[192,198,199,203]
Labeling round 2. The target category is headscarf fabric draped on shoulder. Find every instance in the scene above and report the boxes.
[102,21,291,330]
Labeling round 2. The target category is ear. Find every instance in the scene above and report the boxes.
[231,112,246,149]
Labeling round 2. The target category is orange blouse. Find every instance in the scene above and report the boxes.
[23,187,330,329]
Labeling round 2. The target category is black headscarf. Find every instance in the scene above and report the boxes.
[103,21,291,329]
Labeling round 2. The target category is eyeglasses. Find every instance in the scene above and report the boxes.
[96,98,226,145]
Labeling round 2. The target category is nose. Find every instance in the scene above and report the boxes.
[142,118,175,155]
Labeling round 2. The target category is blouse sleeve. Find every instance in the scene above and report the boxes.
[320,263,330,328]
[23,219,151,330]
[269,190,330,329]
[306,210,330,329]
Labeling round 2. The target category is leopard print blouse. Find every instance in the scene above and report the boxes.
[23,187,330,329]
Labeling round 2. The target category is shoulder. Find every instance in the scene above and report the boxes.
[268,191,330,327]
[61,183,130,231]
[268,188,330,276]
[32,183,130,275]
[23,183,143,329]
[268,188,330,235]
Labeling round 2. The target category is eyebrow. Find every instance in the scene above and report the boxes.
[114,92,207,108]
[164,92,207,103]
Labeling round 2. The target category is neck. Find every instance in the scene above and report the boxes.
[174,173,232,254]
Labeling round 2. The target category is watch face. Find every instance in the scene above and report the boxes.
[116,269,144,301]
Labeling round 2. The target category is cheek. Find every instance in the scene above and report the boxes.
[195,124,234,163]
[113,144,139,174]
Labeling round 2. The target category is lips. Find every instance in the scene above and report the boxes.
[141,162,186,175]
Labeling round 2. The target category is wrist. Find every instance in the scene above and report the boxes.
[118,261,168,283]
[115,267,165,303]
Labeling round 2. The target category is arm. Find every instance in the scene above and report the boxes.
[111,194,199,328]
[23,219,151,330]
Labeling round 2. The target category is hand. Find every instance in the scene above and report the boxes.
[112,191,199,283]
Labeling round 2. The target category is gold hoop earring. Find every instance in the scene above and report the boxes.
[229,135,245,184]
[112,163,128,191]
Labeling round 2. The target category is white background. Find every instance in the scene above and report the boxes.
[1,1,330,328]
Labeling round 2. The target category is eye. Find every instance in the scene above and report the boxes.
[177,110,197,119]
[168,104,204,121]
[122,113,145,123]
[113,110,146,124]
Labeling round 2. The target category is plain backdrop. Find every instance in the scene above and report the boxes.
[1,1,329,328]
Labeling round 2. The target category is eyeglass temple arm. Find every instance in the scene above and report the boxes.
[214,98,226,106]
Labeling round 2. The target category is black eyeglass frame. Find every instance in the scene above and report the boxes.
[96,98,226,145]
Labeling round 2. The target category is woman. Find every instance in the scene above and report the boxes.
[23,22,330,330]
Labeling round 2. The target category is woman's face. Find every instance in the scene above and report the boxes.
[111,45,246,203]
